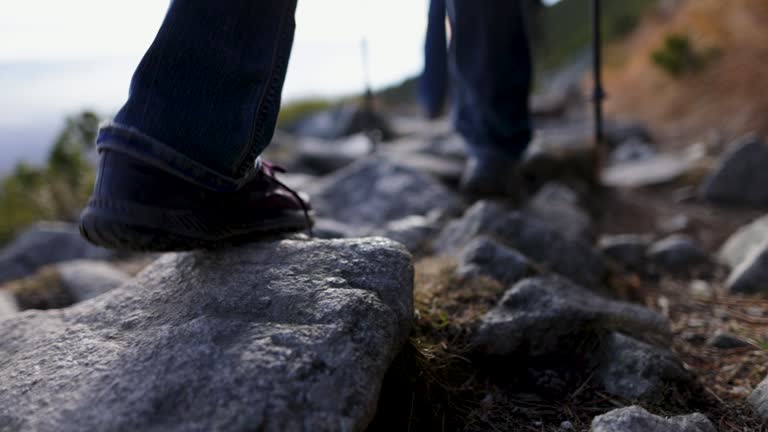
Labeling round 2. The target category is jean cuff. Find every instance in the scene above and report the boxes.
[96,123,256,192]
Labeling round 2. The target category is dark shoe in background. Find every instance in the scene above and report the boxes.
[460,153,525,201]
[80,151,313,252]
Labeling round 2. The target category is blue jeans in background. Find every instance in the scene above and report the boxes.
[100,0,531,192]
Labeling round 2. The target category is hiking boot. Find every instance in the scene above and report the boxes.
[79,150,313,252]
[460,154,525,200]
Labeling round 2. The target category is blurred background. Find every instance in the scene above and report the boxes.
[1,0,767,242]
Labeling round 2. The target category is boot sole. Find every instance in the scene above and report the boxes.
[80,199,312,252]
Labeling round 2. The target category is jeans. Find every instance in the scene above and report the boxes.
[99,0,531,192]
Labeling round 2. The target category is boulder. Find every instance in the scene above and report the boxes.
[591,406,715,432]
[524,182,593,240]
[596,332,692,400]
[0,222,115,285]
[56,260,129,302]
[699,135,768,207]
[0,237,413,432]
[749,374,768,419]
[473,277,670,357]
[599,234,652,271]
[717,214,768,268]
[647,235,707,274]
[725,240,768,294]
[457,237,532,286]
[311,156,463,231]
[435,201,605,287]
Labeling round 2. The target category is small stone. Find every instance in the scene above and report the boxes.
[435,201,605,288]
[681,331,707,346]
[598,234,652,271]
[0,222,115,285]
[456,237,532,286]
[524,182,593,239]
[690,280,713,298]
[602,155,691,188]
[0,290,19,319]
[706,331,751,349]
[560,420,575,430]
[657,214,690,234]
[718,214,768,268]
[56,260,129,302]
[699,135,768,207]
[647,235,707,274]
[726,240,768,294]
[596,333,692,400]
[591,406,715,432]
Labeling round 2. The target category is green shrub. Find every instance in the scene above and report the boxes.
[0,111,99,244]
[651,33,718,77]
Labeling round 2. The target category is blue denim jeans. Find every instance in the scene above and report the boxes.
[99,0,530,192]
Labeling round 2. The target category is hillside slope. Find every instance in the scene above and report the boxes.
[605,0,768,144]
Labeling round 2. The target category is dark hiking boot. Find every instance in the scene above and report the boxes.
[460,154,525,200]
[79,151,313,252]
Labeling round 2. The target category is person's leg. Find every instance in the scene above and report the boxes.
[81,0,310,251]
[419,0,449,119]
[446,0,533,196]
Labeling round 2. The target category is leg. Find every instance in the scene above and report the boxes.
[419,0,449,119]
[81,0,312,251]
[447,0,533,161]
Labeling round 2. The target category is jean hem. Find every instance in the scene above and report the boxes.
[97,123,255,192]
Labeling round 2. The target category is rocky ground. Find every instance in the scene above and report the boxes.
[2,94,768,431]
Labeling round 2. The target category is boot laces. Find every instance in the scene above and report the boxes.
[256,158,313,237]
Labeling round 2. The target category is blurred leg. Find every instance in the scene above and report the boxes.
[419,0,449,119]
[102,0,297,189]
[446,0,532,160]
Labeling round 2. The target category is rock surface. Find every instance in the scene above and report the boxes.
[473,277,669,357]
[718,214,768,268]
[591,406,715,432]
[311,156,463,232]
[602,155,690,188]
[0,222,115,285]
[749,375,768,419]
[457,237,532,286]
[435,201,605,287]
[56,260,130,302]
[699,135,768,207]
[596,332,692,400]
[0,237,413,432]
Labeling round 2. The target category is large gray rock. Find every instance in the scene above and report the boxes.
[718,214,768,268]
[311,156,462,231]
[457,237,532,286]
[596,332,692,400]
[699,135,768,207]
[473,277,669,357]
[56,260,130,302]
[435,201,605,287]
[0,222,115,284]
[725,239,768,294]
[0,237,413,432]
[591,406,715,432]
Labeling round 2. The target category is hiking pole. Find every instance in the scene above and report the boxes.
[591,0,605,184]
